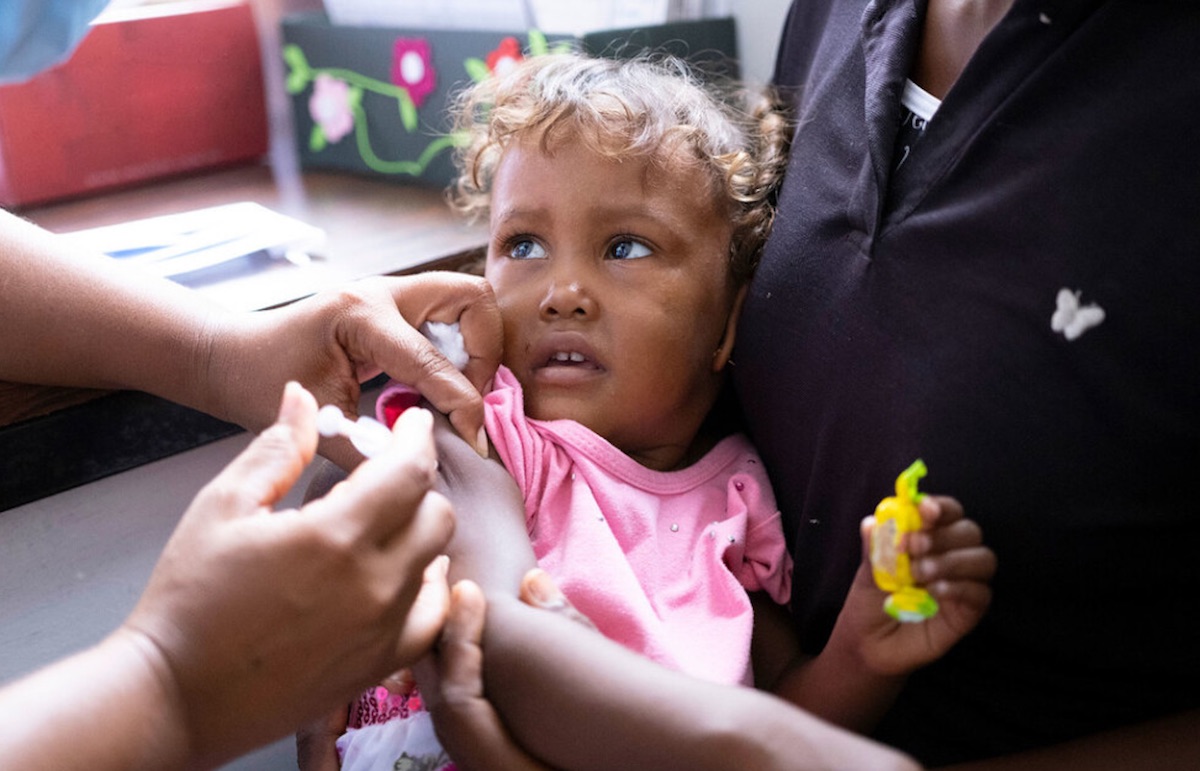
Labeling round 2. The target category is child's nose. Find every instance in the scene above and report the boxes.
[538,274,595,320]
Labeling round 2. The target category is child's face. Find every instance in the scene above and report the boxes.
[485,137,741,470]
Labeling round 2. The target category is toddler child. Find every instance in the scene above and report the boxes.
[330,51,994,771]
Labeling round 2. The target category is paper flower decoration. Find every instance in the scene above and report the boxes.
[284,30,570,176]
[308,74,354,144]
[465,30,566,84]
[486,37,523,77]
[391,38,436,108]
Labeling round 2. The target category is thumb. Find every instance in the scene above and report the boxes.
[519,569,597,632]
[393,554,453,666]
[860,515,876,563]
[199,382,319,518]
[857,515,883,590]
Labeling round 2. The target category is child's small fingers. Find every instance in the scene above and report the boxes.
[912,517,984,558]
[859,515,876,559]
[918,495,964,528]
[913,545,997,584]
[927,577,993,611]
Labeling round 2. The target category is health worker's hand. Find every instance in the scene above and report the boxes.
[296,705,348,771]
[120,382,455,768]
[201,272,501,468]
[416,579,552,771]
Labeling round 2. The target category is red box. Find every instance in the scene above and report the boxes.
[0,1,269,208]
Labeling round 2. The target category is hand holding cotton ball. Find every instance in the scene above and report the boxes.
[316,321,466,458]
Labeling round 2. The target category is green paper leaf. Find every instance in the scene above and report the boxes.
[464,57,490,83]
[528,29,548,57]
[309,124,327,152]
[400,94,418,132]
[282,44,310,93]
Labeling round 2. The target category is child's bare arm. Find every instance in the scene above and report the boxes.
[429,410,535,597]
[759,496,996,734]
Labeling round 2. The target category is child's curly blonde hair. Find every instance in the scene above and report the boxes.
[448,52,791,285]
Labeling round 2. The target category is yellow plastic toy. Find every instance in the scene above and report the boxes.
[870,459,939,623]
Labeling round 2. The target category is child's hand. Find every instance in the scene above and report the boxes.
[839,496,996,677]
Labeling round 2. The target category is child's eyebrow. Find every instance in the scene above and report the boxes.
[495,203,681,232]
[492,205,547,226]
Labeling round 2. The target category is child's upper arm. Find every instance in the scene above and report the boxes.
[749,591,805,692]
[429,407,537,596]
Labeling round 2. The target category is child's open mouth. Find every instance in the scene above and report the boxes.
[547,351,593,366]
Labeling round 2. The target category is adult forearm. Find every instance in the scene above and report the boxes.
[943,710,1200,771]
[0,629,193,771]
[482,599,918,771]
[0,209,221,410]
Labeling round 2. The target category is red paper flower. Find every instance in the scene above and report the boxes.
[391,38,436,108]
[486,37,523,77]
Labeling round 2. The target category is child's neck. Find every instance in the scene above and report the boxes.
[634,383,745,472]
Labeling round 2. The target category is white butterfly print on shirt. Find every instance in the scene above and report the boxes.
[1051,288,1105,341]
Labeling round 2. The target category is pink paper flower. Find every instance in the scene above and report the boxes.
[486,37,523,77]
[392,38,436,108]
[308,73,354,144]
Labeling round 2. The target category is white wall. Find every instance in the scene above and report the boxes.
[731,0,792,85]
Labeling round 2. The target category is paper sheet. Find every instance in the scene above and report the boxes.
[59,202,324,280]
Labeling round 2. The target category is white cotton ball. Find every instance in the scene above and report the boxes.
[421,320,469,370]
[348,416,393,459]
[316,404,347,437]
[316,404,392,458]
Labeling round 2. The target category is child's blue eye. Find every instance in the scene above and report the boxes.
[610,240,651,260]
[509,239,546,260]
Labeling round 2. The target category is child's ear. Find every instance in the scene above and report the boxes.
[713,284,749,373]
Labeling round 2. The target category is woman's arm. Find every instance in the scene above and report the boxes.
[483,593,916,771]
[0,387,454,770]
[0,209,501,465]
[942,711,1200,770]
[0,209,223,404]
